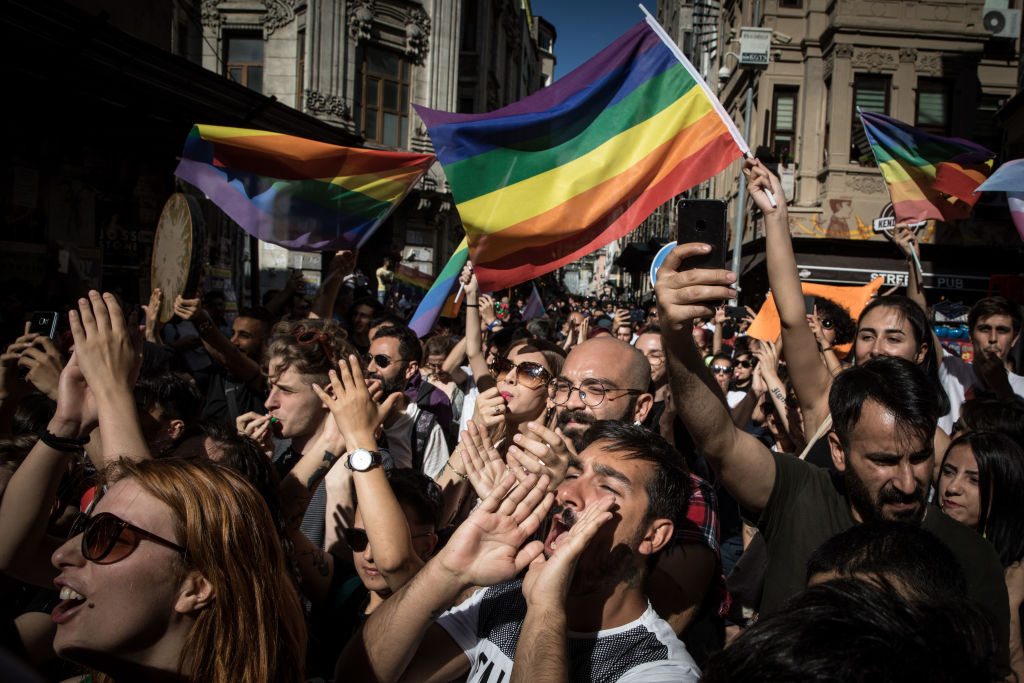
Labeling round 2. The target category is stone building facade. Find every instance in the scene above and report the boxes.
[710,0,1021,301]
[198,0,555,278]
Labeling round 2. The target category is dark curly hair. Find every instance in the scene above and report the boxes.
[814,296,856,346]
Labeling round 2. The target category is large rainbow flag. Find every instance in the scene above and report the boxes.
[392,264,433,296]
[858,110,995,224]
[409,237,469,337]
[413,13,747,291]
[174,125,435,251]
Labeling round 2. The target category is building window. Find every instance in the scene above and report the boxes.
[850,75,890,164]
[779,0,803,8]
[915,79,951,136]
[973,95,1006,153]
[355,46,410,147]
[225,34,264,93]
[771,87,798,161]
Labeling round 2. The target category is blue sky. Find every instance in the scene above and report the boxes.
[531,1,656,80]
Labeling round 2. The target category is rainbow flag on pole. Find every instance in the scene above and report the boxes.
[409,237,470,337]
[174,125,435,251]
[413,11,747,291]
[392,264,434,296]
[858,110,995,224]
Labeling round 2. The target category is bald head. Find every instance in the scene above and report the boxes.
[566,337,651,393]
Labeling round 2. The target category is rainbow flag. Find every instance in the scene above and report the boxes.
[413,14,747,291]
[409,238,470,337]
[974,159,1024,241]
[858,110,995,224]
[174,125,435,251]
[392,264,433,296]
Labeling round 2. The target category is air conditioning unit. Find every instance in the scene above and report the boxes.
[983,8,1021,39]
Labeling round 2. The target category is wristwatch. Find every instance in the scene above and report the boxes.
[345,448,383,472]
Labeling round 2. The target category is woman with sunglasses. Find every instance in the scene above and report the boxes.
[51,457,305,683]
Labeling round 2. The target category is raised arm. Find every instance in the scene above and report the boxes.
[312,250,356,319]
[70,292,148,464]
[314,356,423,591]
[746,159,832,433]
[337,472,553,683]
[173,295,263,391]
[0,352,96,586]
[656,243,776,515]
[461,268,493,390]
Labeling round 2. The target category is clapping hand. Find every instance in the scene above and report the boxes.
[508,421,573,491]
[69,291,141,395]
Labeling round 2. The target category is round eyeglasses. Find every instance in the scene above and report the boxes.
[547,378,642,407]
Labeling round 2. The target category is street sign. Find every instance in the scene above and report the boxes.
[872,203,928,232]
[739,28,772,66]
[650,241,677,288]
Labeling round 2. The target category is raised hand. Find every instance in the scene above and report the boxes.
[18,336,65,400]
[68,291,140,394]
[472,386,508,443]
[479,293,496,326]
[655,243,738,335]
[460,421,514,500]
[312,354,401,447]
[172,294,204,322]
[887,223,919,259]
[743,158,786,219]
[236,411,275,457]
[438,472,553,589]
[52,352,98,439]
[140,288,164,343]
[521,494,614,606]
[507,421,573,491]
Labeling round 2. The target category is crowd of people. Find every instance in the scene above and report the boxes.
[0,158,1021,682]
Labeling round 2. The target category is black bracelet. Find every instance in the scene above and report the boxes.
[465,303,479,308]
[39,428,88,452]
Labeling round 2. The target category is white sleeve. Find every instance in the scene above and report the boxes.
[421,423,450,479]
[618,661,701,682]
[435,587,486,655]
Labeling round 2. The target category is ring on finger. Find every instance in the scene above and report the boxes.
[494,405,502,414]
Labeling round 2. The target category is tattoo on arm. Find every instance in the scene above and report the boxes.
[770,387,786,403]
[305,449,342,489]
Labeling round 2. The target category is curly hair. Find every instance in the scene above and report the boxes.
[265,317,357,385]
[814,296,856,346]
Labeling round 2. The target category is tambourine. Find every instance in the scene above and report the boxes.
[151,193,205,323]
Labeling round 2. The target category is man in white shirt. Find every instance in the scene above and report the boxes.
[939,296,1023,434]
[338,421,700,683]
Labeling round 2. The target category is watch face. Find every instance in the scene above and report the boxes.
[350,449,374,470]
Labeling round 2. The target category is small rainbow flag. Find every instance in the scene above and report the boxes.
[858,110,995,224]
[174,125,435,251]
[393,264,433,295]
[409,238,470,337]
[413,12,747,291]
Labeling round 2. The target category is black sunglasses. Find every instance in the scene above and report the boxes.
[710,365,732,374]
[364,353,410,369]
[342,527,433,552]
[489,356,553,389]
[736,359,756,369]
[70,512,186,565]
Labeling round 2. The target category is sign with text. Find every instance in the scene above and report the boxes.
[739,28,772,66]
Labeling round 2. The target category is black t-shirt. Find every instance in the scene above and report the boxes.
[306,557,369,680]
[200,366,266,425]
[758,452,1010,667]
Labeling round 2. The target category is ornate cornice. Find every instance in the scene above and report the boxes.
[306,90,351,120]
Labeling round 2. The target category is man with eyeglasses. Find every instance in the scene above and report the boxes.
[548,337,654,452]
[633,325,670,429]
[368,324,451,478]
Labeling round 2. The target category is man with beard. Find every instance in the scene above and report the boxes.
[655,242,1010,668]
[367,324,449,476]
[549,336,654,451]
[338,421,700,682]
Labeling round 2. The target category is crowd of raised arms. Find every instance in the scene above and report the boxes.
[0,159,1022,683]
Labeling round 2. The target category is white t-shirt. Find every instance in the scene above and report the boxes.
[727,389,748,409]
[382,402,449,478]
[437,579,700,683]
[938,351,1024,434]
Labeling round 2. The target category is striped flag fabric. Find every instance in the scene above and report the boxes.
[413,13,747,291]
[174,124,435,251]
[522,283,545,320]
[409,238,470,337]
[974,158,1024,241]
[392,264,433,297]
[858,110,995,224]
